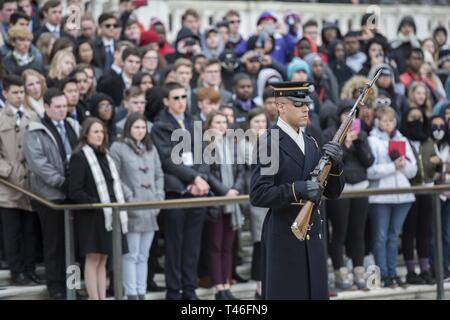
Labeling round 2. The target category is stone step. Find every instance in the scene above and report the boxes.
[0,284,48,300]
[332,282,450,300]
[1,276,449,300]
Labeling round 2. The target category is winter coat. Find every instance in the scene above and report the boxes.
[367,127,417,204]
[110,140,165,233]
[23,117,80,200]
[0,107,38,210]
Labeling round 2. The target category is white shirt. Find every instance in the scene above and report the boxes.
[12,51,32,66]
[277,117,305,155]
[9,105,25,126]
[45,22,60,36]
[102,38,114,51]
[121,73,131,88]
[111,63,121,75]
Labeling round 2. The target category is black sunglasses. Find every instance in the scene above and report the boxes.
[104,23,119,29]
[171,95,187,101]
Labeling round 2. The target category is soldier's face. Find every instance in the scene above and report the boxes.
[276,97,309,129]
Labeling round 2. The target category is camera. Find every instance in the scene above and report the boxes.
[184,39,197,47]
[249,55,262,63]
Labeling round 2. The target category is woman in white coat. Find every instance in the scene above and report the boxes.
[367,106,418,288]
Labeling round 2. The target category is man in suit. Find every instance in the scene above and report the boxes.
[231,73,259,128]
[93,12,119,73]
[33,0,62,41]
[23,88,80,299]
[151,82,210,300]
[0,75,42,286]
[97,46,141,108]
[250,81,345,299]
[61,77,89,125]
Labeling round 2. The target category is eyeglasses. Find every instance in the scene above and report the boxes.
[171,95,187,101]
[375,97,391,107]
[103,23,119,29]
[143,56,158,60]
[229,19,240,24]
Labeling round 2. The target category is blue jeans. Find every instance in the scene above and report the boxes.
[122,231,154,296]
[370,203,412,278]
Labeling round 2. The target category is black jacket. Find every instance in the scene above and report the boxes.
[68,149,116,205]
[323,126,374,184]
[92,37,117,72]
[151,108,209,195]
[207,143,246,196]
[97,70,126,107]
[232,99,260,129]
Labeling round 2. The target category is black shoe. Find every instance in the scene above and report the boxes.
[11,273,33,286]
[25,271,45,285]
[50,291,66,300]
[215,291,229,300]
[444,270,450,281]
[254,291,262,300]
[0,261,9,270]
[382,276,396,288]
[147,279,165,292]
[406,272,425,285]
[393,275,407,287]
[420,271,435,285]
[224,289,239,300]
[182,294,200,300]
[231,272,248,284]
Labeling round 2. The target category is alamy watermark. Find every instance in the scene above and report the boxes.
[65,5,82,30]
[66,264,81,290]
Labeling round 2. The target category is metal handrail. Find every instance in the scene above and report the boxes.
[2,176,450,209]
[0,176,449,301]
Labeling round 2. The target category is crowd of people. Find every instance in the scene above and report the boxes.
[0,0,450,300]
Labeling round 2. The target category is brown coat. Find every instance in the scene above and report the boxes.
[0,106,38,210]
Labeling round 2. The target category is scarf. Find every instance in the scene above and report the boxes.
[27,96,44,118]
[217,137,244,230]
[82,145,128,234]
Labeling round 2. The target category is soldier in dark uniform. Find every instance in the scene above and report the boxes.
[250,82,345,300]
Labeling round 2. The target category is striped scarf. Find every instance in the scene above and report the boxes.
[82,145,128,234]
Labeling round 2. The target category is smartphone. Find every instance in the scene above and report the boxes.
[350,118,361,134]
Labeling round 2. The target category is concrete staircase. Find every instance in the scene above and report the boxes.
[1,230,449,300]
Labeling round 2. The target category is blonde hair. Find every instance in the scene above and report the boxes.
[48,50,76,79]
[36,32,56,65]
[174,58,193,71]
[375,106,396,121]
[8,25,33,41]
[22,69,47,101]
[407,81,432,117]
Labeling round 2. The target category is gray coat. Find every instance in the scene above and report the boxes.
[23,118,80,200]
[110,140,164,233]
